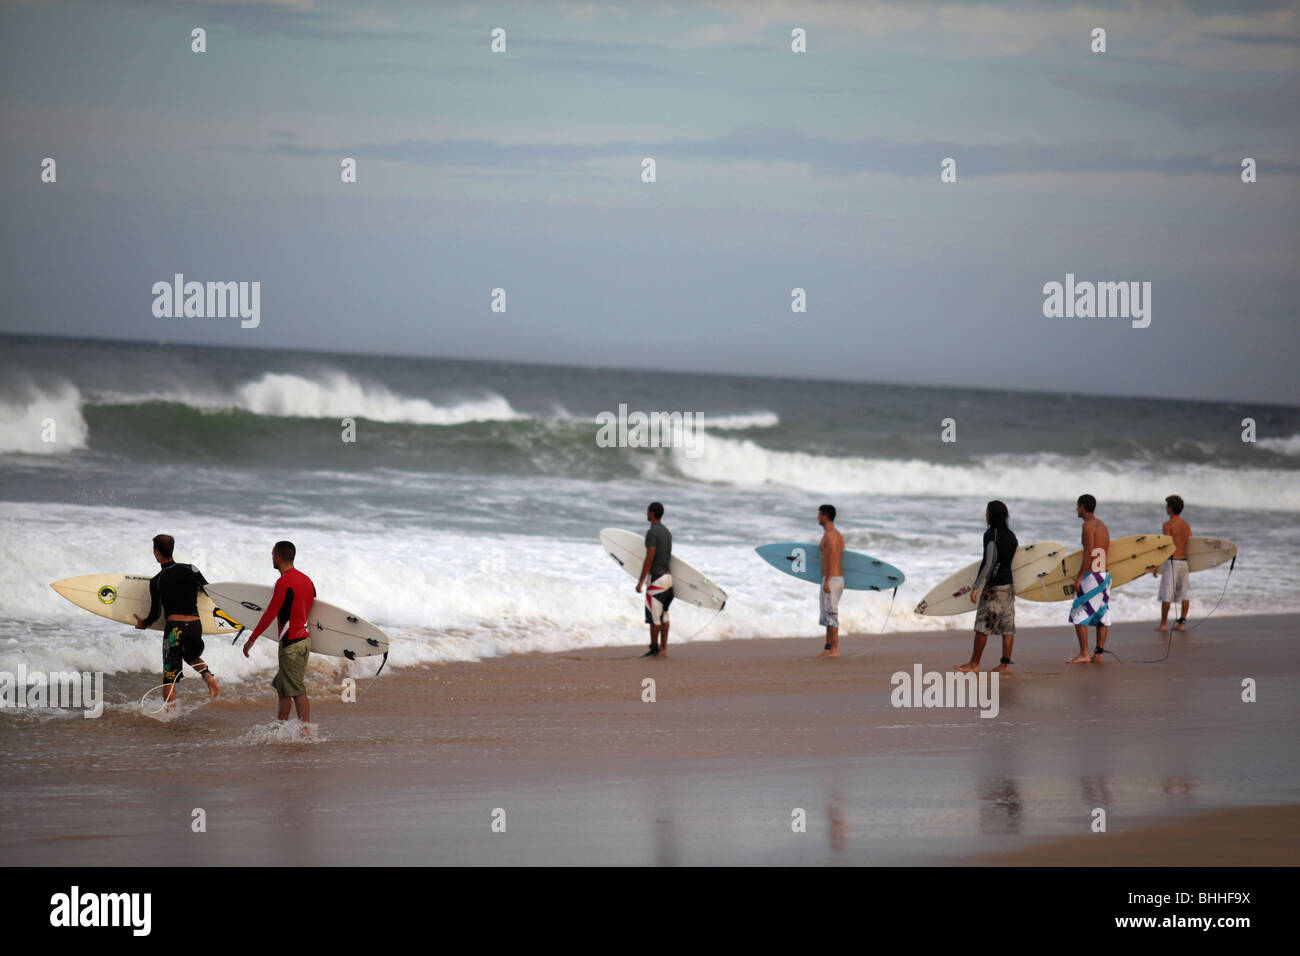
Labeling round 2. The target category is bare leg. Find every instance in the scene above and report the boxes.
[1091,625,1109,662]
[659,620,669,658]
[1156,601,1171,630]
[957,632,987,672]
[277,695,292,720]
[1067,624,1091,663]
[818,625,839,658]
[990,634,1014,673]
[1176,600,1189,631]
[193,659,220,699]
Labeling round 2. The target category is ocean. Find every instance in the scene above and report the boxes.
[2,332,1297,695]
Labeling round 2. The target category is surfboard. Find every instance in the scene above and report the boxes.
[600,528,727,610]
[914,541,1068,615]
[203,582,390,660]
[754,542,905,591]
[1018,534,1176,602]
[50,573,244,634]
[1185,536,1238,573]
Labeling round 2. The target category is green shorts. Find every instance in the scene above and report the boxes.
[272,637,311,698]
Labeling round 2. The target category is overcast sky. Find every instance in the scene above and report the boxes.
[1,0,1298,404]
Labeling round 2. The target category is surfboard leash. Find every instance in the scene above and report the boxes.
[1182,554,1235,633]
[864,586,898,656]
[680,606,725,643]
[1107,556,1236,665]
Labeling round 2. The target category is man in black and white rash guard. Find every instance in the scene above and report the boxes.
[956,500,1019,674]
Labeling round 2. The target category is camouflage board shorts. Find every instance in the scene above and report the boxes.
[974,584,1015,635]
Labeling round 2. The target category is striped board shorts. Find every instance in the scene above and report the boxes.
[1069,571,1112,627]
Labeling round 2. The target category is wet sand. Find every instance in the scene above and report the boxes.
[1,613,1296,865]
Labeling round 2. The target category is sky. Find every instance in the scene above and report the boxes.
[1,0,1298,404]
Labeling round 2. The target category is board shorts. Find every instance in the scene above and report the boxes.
[645,574,674,626]
[1158,558,1190,603]
[162,620,205,686]
[819,576,845,627]
[273,636,311,698]
[974,584,1015,635]
[1069,571,1112,628]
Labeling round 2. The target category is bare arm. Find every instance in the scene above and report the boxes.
[1079,523,1096,584]
[637,547,655,592]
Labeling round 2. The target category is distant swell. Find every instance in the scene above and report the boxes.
[92,371,528,426]
[668,434,1300,512]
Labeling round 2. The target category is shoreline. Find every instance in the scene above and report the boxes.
[1,612,1296,865]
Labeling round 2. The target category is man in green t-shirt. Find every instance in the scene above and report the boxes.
[636,502,674,658]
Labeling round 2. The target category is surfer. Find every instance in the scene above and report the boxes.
[1068,495,1111,664]
[636,503,673,658]
[817,504,845,658]
[1152,495,1192,631]
[133,534,220,704]
[241,541,316,725]
[957,500,1018,673]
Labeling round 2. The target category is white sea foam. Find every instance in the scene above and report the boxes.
[1258,433,1300,456]
[702,411,780,430]
[0,384,88,454]
[0,499,1278,680]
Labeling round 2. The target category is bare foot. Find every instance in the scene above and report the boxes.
[1153,624,1168,631]
[817,650,838,658]
[1174,623,1186,632]
[1091,652,1105,663]
[988,663,1011,674]
[955,662,978,673]
[205,675,221,699]
[658,650,668,659]
[1066,654,1092,664]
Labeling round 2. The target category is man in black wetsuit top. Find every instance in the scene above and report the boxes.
[956,500,1019,674]
[133,534,220,704]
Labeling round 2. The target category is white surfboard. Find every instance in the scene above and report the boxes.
[1185,536,1238,573]
[1019,534,1176,602]
[600,528,727,611]
[914,541,1068,616]
[51,573,244,635]
[203,582,390,660]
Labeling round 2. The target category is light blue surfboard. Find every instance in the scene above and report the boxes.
[755,543,905,592]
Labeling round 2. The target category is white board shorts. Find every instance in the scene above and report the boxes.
[645,573,673,626]
[1158,558,1190,603]
[819,576,845,627]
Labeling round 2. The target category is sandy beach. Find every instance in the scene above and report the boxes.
[1,612,1296,866]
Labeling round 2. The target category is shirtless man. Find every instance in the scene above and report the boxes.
[1067,494,1112,664]
[817,504,845,658]
[1152,495,1192,631]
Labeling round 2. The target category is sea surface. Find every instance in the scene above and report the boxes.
[2,333,1297,697]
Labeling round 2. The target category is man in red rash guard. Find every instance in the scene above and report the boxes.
[242,540,316,725]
